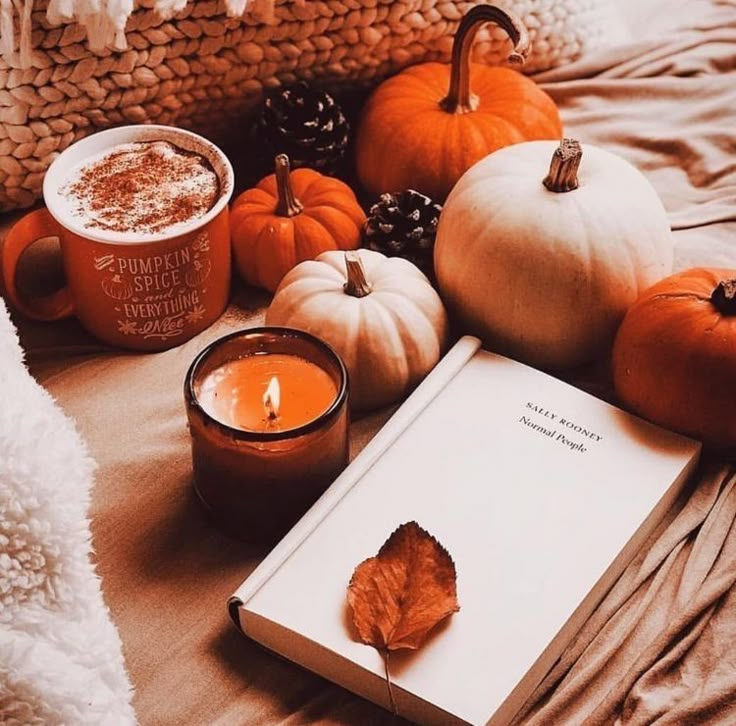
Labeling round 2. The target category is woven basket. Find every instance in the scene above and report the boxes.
[0,0,625,211]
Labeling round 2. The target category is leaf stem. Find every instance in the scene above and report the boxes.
[383,650,398,716]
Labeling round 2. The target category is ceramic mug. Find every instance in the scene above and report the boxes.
[2,125,234,352]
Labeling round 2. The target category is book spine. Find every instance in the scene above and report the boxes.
[231,335,482,612]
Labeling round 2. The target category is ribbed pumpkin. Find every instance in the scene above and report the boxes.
[613,268,736,450]
[435,139,674,369]
[355,5,562,201]
[266,249,448,411]
[230,154,365,292]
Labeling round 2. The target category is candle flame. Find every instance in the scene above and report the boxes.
[263,376,280,421]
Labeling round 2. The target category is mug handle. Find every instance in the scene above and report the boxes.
[2,208,74,321]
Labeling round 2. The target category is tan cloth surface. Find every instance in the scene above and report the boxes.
[16,297,400,726]
[520,3,736,721]
[517,462,736,726]
[3,0,736,723]
[538,0,736,269]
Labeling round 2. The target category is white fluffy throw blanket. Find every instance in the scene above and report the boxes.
[0,299,135,724]
[1,0,275,67]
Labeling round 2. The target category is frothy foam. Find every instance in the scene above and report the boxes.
[58,140,220,237]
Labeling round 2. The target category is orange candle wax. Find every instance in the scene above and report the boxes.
[198,354,338,432]
[185,328,349,542]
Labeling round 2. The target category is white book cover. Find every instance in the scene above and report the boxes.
[230,336,701,726]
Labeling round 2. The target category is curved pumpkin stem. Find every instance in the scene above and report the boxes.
[711,279,736,315]
[274,154,304,217]
[343,251,372,298]
[440,5,530,115]
[543,139,582,193]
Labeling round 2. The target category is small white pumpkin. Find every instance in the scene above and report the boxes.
[266,249,449,411]
[434,138,674,369]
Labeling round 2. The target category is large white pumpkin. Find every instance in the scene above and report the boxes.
[266,249,448,411]
[434,139,674,369]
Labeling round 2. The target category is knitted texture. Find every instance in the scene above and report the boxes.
[0,0,626,211]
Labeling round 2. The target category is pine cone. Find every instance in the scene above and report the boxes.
[254,82,349,175]
[364,190,442,280]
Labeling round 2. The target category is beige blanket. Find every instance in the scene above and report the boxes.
[518,463,736,725]
[516,2,736,723]
[540,0,736,270]
[519,2,736,726]
[7,0,736,724]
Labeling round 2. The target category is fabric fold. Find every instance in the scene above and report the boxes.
[516,464,736,725]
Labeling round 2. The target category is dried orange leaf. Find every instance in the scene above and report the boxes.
[347,521,459,652]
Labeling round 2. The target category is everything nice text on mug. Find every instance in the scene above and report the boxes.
[93,232,212,341]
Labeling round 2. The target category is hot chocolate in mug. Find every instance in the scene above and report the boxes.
[2,125,234,351]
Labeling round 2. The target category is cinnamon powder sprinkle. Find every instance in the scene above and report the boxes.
[63,140,220,234]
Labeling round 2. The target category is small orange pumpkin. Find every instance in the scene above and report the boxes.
[613,268,736,449]
[355,5,562,201]
[230,155,365,292]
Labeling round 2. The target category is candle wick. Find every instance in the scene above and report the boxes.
[263,376,280,425]
[264,394,279,425]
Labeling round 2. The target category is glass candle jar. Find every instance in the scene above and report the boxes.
[185,327,349,542]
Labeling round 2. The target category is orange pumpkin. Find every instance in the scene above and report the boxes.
[230,155,365,292]
[613,268,736,450]
[355,5,562,201]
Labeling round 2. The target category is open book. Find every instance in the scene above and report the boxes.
[230,336,701,725]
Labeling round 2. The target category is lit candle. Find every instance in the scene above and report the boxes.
[185,328,349,541]
[196,354,338,433]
